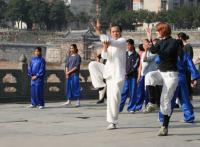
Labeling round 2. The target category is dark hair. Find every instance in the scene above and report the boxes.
[70,44,78,53]
[109,23,122,32]
[156,22,171,37]
[176,39,184,61]
[127,39,134,45]
[138,44,144,51]
[35,47,42,52]
[177,32,189,41]
[176,39,184,48]
[143,39,150,43]
[97,54,101,60]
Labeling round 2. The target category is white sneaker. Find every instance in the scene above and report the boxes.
[27,105,36,108]
[62,101,71,106]
[128,110,135,114]
[106,123,117,130]
[143,103,157,113]
[39,106,44,109]
[76,100,80,107]
[157,126,168,136]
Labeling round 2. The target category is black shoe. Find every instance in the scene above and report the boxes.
[175,104,179,108]
[96,98,104,104]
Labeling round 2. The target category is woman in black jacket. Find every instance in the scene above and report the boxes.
[145,22,181,136]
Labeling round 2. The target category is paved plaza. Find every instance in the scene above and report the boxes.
[0,97,200,147]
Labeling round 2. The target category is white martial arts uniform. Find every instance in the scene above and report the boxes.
[145,70,178,115]
[88,35,126,124]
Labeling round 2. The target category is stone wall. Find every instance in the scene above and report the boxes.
[0,61,98,103]
[0,43,46,63]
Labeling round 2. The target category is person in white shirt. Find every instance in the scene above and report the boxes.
[89,20,126,130]
[135,39,158,111]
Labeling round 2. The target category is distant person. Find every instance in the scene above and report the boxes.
[28,47,46,109]
[177,32,193,59]
[159,39,199,123]
[63,44,81,107]
[135,39,157,112]
[137,44,144,83]
[177,32,194,100]
[119,39,140,113]
[138,43,144,59]
[142,38,162,113]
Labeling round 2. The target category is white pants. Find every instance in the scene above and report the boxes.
[145,70,178,116]
[106,77,123,124]
[88,61,106,88]
[88,61,123,124]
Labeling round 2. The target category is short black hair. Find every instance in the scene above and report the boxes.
[143,39,150,43]
[176,39,184,48]
[110,23,122,32]
[127,39,134,45]
[35,47,42,52]
[138,44,144,51]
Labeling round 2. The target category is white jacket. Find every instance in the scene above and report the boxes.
[100,35,126,83]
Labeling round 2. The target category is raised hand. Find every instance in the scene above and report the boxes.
[66,73,69,79]
[31,76,37,80]
[191,80,197,88]
[145,27,152,41]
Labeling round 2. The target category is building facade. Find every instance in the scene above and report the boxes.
[133,0,200,12]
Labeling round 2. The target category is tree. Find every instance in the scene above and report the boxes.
[111,10,137,30]
[192,6,200,27]
[48,0,69,30]
[0,0,8,26]
[7,0,32,29]
[96,0,127,28]
[28,0,49,30]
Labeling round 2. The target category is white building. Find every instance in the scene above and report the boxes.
[133,0,200,12]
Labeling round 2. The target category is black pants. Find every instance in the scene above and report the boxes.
[146,85,162,106]
[186,71,192,97]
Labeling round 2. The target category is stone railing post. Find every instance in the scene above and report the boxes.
[18,54,29,98]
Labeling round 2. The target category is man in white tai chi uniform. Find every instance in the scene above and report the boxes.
[89,20,126,130]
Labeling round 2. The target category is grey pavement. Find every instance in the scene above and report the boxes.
[0,97,200,147]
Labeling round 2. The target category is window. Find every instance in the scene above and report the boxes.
[133,2,143,10]
[161,0,167,11]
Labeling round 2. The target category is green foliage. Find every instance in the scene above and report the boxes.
[98,0,127,27]
[2,0,78,30]
[7,0,30,22]
[2,0,200,30]
[92,0,200,30]
[0,0,8,26]
[28,0,49,28]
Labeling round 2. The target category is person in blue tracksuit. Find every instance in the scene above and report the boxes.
[63,44,81,107]
[159,39,199,123]
[28,47,46,109]
[119,39,140,113]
